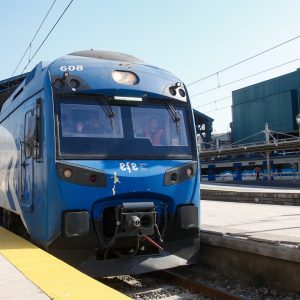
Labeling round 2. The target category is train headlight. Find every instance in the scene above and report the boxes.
[112,70,138,85]
[164,162,197,186]
[63,169,73,178]
[57,162,107,187]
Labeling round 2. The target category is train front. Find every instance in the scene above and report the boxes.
[49,51,200,276]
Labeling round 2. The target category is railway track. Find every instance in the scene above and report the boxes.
[158,270,241,299]
[100,269,241,299]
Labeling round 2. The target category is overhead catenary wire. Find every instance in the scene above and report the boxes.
[202,104,231,114]
[191,44,300,113]
[202,83,300,114]
[192,57,300,115]
[193,95,231,109]
[21,0,75,75]
[202,111,300,137]
[191,57,300,98]
[187,34,300,87]
[204,85,300,115]
[10,0,57,78]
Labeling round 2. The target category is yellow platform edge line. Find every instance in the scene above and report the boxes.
[0,227,130,300]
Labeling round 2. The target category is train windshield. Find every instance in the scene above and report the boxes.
[56,98,193,159]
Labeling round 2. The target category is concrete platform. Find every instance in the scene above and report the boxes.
[201,182,300,205]
[201,200,300,261]
[0,227,129,300]
[200,200,300,292]
[0,254,50,300]
[204,180,300,189]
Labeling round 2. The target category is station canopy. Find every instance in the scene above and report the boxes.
[0,73,28,110]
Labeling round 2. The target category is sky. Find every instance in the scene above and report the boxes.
[1,0,300,133]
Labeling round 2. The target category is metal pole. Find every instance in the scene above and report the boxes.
[264,123,270,144]
[266,151,271,181]
[264,123,271,180]
[296,113,300,137]
[196,134,202,153]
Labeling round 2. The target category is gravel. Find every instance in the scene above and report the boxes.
[100,274,207,299]
[174,264,300,300]
[99,264,300,299]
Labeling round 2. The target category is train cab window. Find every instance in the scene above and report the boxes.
[56,98,193,160]
[24,110,37,158]
[131,106,188,147]
[60,103,123,138]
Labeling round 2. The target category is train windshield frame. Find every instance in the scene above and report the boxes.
[54,96,195,160]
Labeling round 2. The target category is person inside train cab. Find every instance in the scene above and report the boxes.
[75,121,85,133]
[143,117,165,146]
[86,115,107,134]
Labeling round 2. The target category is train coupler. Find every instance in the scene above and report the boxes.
[118,202,156,236]
[102,201,164,259]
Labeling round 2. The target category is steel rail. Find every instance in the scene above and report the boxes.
[157,269,242,300]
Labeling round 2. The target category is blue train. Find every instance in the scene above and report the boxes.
[0,50,200,276]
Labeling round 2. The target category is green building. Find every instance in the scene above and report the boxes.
[232,68,300,144]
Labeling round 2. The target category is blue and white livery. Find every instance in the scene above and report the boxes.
[0,50,200,276]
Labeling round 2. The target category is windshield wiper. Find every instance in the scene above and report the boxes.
[72,92,115,130]
[101,103,115,130]
[167,103,181,134]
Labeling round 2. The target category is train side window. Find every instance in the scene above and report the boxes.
[24,99,42,160]
[34,98,42,160]
[24,110,37,159]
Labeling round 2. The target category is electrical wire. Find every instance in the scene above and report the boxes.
[10,0,57,78]
[187,34,300,87]
[192,57,300,114]
[193,95,231,109]
[21,0,75,74]
[203,109,300,140]
[202,104,231,114]
[201,82,300,115]
[191,57,300,98]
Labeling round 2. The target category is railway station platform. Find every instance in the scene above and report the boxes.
[201,182,300,205]
[200,200,300,291]
[0,254,49,300]
[0,227,129,300]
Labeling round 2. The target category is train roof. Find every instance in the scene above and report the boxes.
[69,50,145,64]
[0,50,186,112]
[0,50,144,110]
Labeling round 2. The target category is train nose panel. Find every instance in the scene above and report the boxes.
[78,235,200,276]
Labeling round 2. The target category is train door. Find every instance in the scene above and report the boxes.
[20,99,42,212]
